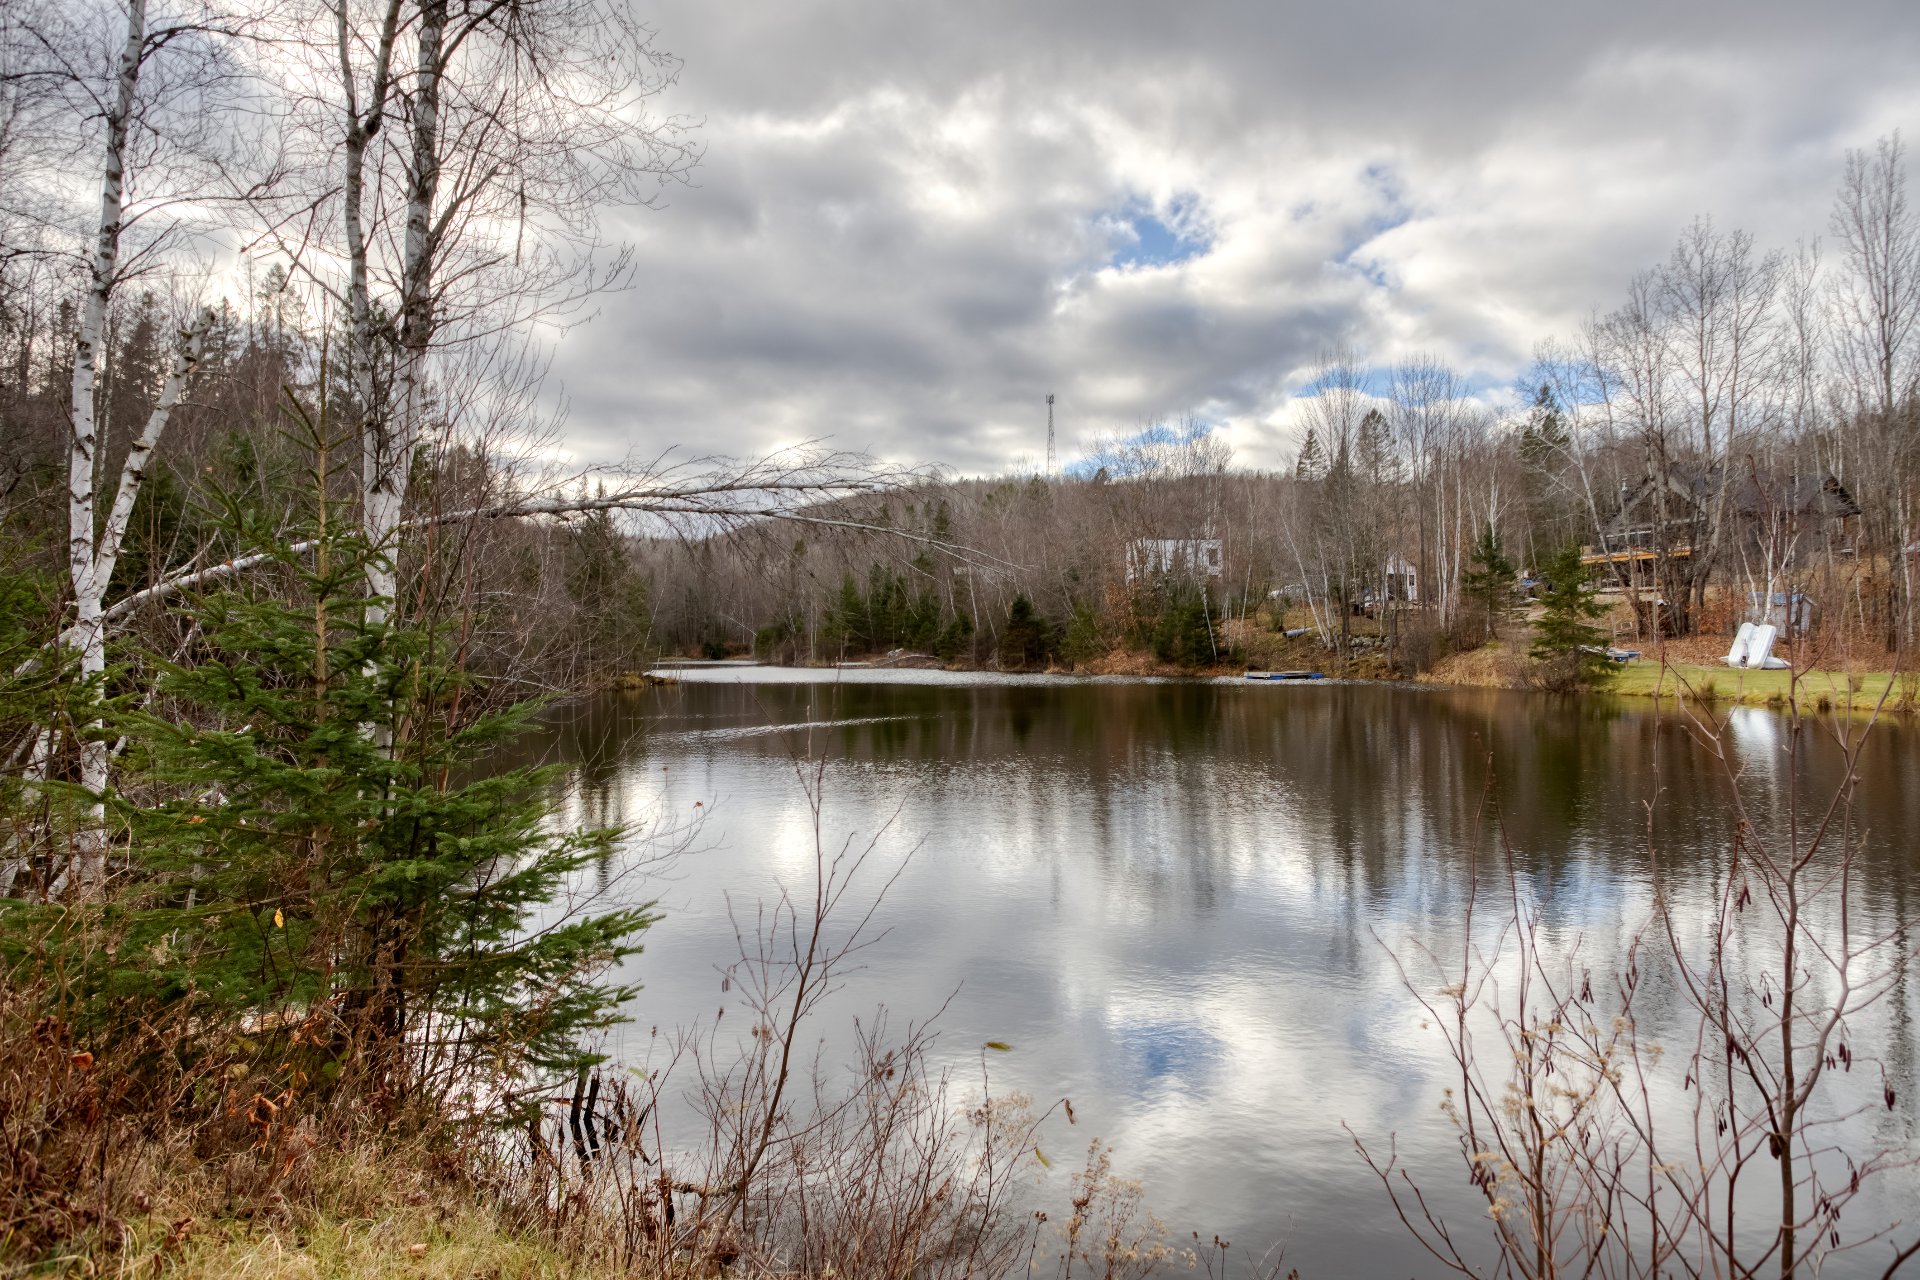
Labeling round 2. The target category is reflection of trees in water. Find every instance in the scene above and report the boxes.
[507,680,1920,1107]
[512,681,1920,920]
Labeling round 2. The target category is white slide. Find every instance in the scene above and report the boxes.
[1724,621,1757,668]
[1746,623,1792,670]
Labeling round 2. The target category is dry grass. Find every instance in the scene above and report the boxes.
[1073,647,1240,678]
[1407,629,1912,713]
[0,972,569,1280]
[1419,642,1531,690]
[163,1189,573,1280]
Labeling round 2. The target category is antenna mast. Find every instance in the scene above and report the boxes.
[1045,394,1056,475]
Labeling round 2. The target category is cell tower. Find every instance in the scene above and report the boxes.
[1045,394,1056,474]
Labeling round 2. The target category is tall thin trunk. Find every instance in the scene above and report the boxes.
[64,0,148,899]
[337,0,404,617]
[364,0,445,628]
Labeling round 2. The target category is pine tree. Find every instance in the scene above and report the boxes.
[1517,383,1570,471]
[1060,602,1104,668]
[563,506,652,674]
[1000,595,1057,669]
[106,504,653,1111]
[1147,580,1221,668]
[1529,542,1612,691]
[1357,407,1395,483]
[933,612,974,662]
[1518,383,1575,553]
[1459,522,1517,642]
[1295,427,1326,481]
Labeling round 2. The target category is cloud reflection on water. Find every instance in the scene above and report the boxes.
[513,673,1920,1278]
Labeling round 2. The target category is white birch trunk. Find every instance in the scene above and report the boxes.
[336,0,404,619]
[97,310,210,589]
[60,312,208,898]
[364,0,446,628]
[64,0,148,899]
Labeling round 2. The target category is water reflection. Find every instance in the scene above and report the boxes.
[506,671,1920,1278]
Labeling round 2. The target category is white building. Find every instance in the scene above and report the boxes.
[1126,538,1223,583]
[1384,553,1419,603]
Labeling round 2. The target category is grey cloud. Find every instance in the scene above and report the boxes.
[547,0,1920,474]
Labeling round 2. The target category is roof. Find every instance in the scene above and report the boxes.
[1608,463,1859,528]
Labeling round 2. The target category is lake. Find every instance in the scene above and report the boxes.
[516,668,1920,1278]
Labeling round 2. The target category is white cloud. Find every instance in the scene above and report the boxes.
[547,0,1920,476]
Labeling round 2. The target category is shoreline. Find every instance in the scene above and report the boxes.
[626,653,1915,714]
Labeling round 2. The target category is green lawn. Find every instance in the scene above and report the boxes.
[1608,660,1911,711]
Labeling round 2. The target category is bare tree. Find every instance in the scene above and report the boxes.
[1829,134,1920,425]
[1357,686,1919,1280]
[272,0,700,626]
[1657,218,1785,631]
[1389,355,1472,631]
[1828,134,1920,648]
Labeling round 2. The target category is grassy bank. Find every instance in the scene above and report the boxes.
[1420,638,1914,711]
[1606,660,1908,710]
[177,1212,572,1280]
[650,628,1913,712]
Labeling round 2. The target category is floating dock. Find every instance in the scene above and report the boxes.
[1245,670,1325,681]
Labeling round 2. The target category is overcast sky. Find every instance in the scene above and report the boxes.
[546,0,1920,477]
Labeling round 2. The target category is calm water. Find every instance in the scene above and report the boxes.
[516,669,1920,1278]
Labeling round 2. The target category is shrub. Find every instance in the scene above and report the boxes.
[1060,602,1105,668]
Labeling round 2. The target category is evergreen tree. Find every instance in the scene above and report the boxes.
[1459,522,1517,642]
[829,572,861,653]
[1357,407,1396,483]
[1060,602,1105,668]
[563,507,652,673]
[1518,384,1575,556]
[1294,427,1326,481]
[826,563,966,658]
[999,595,1057,669]
[932,612,974,662]
[102,510,653,1111]
[1139,580,1223,668]
[1529,542,1612,692]
[1517,383,1569,470]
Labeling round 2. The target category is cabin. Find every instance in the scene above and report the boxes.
[1580,464,1858,587]
[1126,537,1223,583]
[1728,471,1861,560]
[1580,467,1706,587]
[1383,553,1419,604]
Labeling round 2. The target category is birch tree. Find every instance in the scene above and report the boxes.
[58,0,246,896]
[14,0,272,897]
[280,0,699,627]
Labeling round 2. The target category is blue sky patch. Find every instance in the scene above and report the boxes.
[1116,1020,1221,1092]
[1063,418,1219,478]
[1108,193,1212,269]
[1290,364,1511,403]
